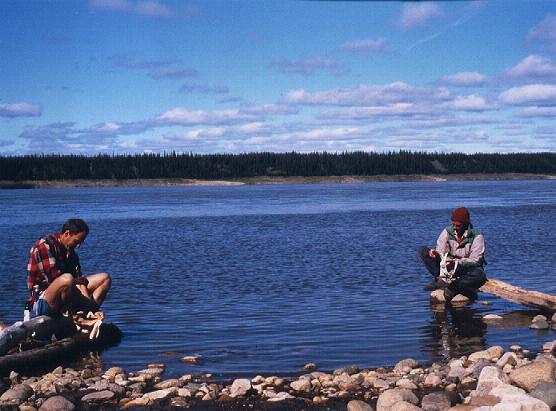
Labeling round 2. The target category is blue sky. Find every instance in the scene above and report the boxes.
[2,1,556,155]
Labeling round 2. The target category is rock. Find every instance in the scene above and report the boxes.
[303,363,317,371]
[471,359,492,379]
[496,352,518,368]
[392,401,422,411]
[468,346,504,362]
[510,345,523,353]
[143,387,178,401]
[510,360,556,391]
[122,397,151,408]
[39,396,75,411]
[424,374,443,388]
[543,340,556,353]
[475,366,511,396]
[290,378,312,392]
[447,359,467,381]
[180,355,201,365]
[230,379,251,398]
[80,390,116,403]
[136,367,165,378]
[394,358,418,373]
[483,314,503,320]
[154,379,180,390]
[266,391,295,402]
[421,391,451,410]
[396,378,418,390]
[313,396,328,405]
[103,367,124,379]
[529,382,556,408]
[347,399,374,411]
[0,384,33,405]
[376,388,419,411]
[334,365,359,375]
[177,388,192,398]
[170,396,189,408]
[530,316,550,329]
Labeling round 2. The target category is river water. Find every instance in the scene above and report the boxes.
[0,179,554,379]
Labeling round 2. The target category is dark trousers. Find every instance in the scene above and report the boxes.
[418,246,487,294]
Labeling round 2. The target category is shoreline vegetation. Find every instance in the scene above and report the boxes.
[0,173,555,189]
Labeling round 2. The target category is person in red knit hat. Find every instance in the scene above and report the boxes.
[418,207,486,302]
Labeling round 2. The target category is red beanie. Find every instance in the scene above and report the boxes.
[451,207,470,224]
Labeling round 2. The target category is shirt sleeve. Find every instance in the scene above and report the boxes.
[435,229,449,255]
[458,234,485,267]
[27,240,61,289]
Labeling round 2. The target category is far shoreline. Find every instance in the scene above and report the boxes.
[0,173,554,189]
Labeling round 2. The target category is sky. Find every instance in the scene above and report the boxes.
[2,0,556,155]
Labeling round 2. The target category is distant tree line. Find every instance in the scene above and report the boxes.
[0,151,555,181]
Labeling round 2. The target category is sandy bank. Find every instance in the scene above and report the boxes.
[0,173,554,189]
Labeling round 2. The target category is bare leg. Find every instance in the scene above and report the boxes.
[84,272,112,308]
[42,274,76,313]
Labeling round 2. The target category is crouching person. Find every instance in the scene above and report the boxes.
[27,218,111,319]
[419,207,487,302]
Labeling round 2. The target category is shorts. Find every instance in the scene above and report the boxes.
[32,298,59,318]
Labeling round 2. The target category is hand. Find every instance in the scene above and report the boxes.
[93,311,105,321]
[75,277,89,286]
[429,249,439,258]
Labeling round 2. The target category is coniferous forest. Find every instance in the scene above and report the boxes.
[0,151,555,181]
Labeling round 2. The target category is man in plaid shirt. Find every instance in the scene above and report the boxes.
[27,218,111,318]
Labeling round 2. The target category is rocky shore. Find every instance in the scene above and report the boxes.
[3,337,556,410]
[0,173,554,189]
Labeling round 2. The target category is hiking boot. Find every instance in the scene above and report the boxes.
[444,287,457,302]
[423,279,448,291]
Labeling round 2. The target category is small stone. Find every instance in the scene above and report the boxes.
[180,356,201,365]
[267,391,295,402]
[396,378,418,390]
[103,367,124,378]
[496,352,518,368]
[143,387,178,401]
[230,379,251,398]
[530,318,550,329]
[154,379,179,390]
[0,384,33,405]
[347,399,373,411]
[424,373,442,387]
[543,340,556,352]
[121,397,151,408]
[483,314,503,320]
[38,396,75,411]
[80,390,116,403]
[376,388,419,410]
[394,358,418,373]
[303,363,317,371]
[177,388,192,398]
[313,396,328,405]
[169,397,189,408]
[290,377,312,392]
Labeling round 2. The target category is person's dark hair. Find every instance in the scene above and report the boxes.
[62,218,89,235]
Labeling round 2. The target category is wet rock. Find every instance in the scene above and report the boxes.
[230,379,251,398]
[103,367,124,379]
[122,397,151,408]
[0,384,33,405]
[136,367,165,378]
[510,345,523,352]
[303,363,317,371]
[475,366,510,396]
[154,379,179,390]
[347,399,374,411]
[483,314,503,321]
[170,396,189,408]
[394,358,418,374]
[313,396,328,405]
[143,387,178,401]
[420,392,451,411]
[510,360,556,391]
[80,390,116,403]
[543,340,556,353]
[529,382,556,408]
[38,396,75,411]
[376,388,419,411]
[530,315,550,330]
[180,355,201,365]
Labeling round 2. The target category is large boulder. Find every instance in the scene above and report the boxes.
[510,360,556,392]
[475,366,510,396]
[377,389,419,411]
[39,395,75,411]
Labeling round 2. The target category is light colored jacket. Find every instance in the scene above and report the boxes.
[435,225,485,268]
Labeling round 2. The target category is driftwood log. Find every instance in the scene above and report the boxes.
[0,316,122,376]
[480,279,556,312]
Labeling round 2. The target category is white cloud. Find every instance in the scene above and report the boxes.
[156,108,259,126]
[438,71,487,87]
[338,38,388,54]
[399,2,443,29]
[517,106,556,117]
[527,14,556,44]
[439,95,494,111]
[499,84,556,105]
[0,103,42,118]
[504,55,556,80]
[90,0,172,17]
[284,82,450,106]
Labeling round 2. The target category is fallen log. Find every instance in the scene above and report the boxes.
[0,322,122,376]
[480,279,556,312]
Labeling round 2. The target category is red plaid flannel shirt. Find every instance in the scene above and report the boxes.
[27,233,82,290]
